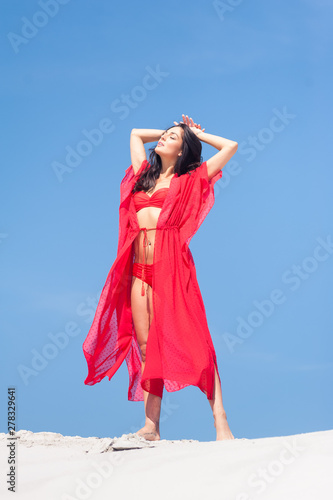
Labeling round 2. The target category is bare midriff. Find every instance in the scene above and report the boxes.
[133,207,162,265]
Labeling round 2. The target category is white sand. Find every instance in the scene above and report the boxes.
[1,428,332,499]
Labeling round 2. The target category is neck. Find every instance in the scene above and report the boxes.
[160,158,177,178]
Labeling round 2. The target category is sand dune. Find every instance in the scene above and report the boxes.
[1,428,332,499]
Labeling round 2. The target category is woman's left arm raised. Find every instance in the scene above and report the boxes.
[175,115,238,181]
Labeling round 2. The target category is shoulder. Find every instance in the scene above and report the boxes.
[184,161,207,179]
[133,159,149,177]
[180,161,206,177]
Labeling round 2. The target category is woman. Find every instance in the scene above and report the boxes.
[82,114,238,441]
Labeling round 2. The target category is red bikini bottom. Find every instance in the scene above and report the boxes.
[132,262,153,293]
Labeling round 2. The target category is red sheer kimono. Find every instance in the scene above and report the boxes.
[82,159,223,401]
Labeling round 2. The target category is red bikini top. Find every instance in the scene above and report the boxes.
[133,188,169,212]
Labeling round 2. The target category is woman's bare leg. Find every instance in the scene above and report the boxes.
[131,276,161,441]
[208,364,234,440]
[138,361,162,440]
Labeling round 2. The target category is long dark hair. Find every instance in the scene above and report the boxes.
[132,123,203,194]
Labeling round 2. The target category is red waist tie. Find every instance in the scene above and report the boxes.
[140,227,155,296]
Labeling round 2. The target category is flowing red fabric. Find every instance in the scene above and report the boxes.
[82,159,223,401]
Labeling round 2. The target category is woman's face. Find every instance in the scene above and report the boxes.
[155,126,184,159]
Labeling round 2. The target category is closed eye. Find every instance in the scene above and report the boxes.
[160,132,177,140]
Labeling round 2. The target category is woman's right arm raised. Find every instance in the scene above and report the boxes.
[130,128,165,174]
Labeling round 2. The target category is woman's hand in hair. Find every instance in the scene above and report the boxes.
[174,114,205,136]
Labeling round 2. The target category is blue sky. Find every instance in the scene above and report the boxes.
[1,0,332,442]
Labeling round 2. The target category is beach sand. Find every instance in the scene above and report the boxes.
[1,428,332,499]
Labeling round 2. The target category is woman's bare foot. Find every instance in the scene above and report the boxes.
[214,411,234,441]
[136,425,160,441]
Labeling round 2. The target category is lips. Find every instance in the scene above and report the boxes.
[157,142,164,147]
